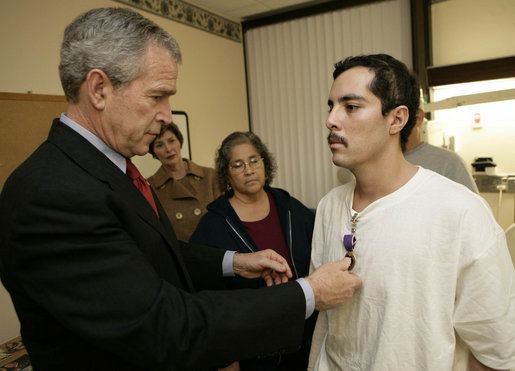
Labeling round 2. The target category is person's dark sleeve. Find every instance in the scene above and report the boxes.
[177,239,227,290]
[1,181,306,370]
[189,213,226,248]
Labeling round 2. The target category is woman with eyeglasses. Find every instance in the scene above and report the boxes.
[190,131,315,371]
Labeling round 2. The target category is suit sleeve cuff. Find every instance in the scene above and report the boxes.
[296,277,315,319]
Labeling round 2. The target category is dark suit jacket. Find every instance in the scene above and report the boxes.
[0,119,306,370]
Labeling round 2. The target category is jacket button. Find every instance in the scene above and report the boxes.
[175,212,183,220]
[193,208,201,216]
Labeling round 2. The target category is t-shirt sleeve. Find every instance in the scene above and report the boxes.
[453,228,515,369]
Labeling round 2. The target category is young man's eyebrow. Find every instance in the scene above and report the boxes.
[328,94,366,106]
[338,94,366,103]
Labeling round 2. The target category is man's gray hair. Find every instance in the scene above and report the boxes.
[59,7,182,103]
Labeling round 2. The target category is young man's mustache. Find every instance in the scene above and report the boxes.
[327,132,348,148]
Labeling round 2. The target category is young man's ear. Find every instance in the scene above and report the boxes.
[389,105,409,135]
[86,69,111,110]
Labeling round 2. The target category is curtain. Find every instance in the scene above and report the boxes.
[245,0,412,208]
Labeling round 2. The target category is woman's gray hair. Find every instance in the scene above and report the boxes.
[215,131,277,195]
[59,7,182,103]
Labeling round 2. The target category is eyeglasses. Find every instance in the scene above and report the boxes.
[229,156,263,174]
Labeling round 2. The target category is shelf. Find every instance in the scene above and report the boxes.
[473,174,515,193]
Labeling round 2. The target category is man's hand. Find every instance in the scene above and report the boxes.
[307,258,362,311]
[233,249,293,286]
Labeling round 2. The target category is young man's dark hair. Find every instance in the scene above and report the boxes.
[333,54,420,151]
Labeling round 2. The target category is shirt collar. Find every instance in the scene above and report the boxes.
[60,113,127,172]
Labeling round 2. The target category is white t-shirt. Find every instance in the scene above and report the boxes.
[309,167,515,371]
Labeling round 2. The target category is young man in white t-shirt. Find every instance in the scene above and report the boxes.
[309,54,514,371]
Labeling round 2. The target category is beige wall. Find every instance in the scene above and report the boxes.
[0,0,248,343]
[0,0,249,169]
[431,0,515,65]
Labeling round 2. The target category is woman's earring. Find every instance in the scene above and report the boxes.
[227,184,232,191]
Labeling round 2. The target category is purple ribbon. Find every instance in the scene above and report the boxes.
[343,234,356,252]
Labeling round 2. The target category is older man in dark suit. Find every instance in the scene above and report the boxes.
[0,7,361,370]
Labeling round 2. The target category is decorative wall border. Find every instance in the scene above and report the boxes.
[113,0,242,43]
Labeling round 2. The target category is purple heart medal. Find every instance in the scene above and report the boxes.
[343,212,359,270]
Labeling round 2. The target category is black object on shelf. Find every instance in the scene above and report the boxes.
[471,157,497,172]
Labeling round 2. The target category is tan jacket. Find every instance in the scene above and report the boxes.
[147,159,221,241]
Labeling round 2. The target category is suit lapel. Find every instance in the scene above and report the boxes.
[47,120,194,290]
[49,120,157,223]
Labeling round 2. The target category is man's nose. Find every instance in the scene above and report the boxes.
[158,100,173,124]
[326,108,339,130]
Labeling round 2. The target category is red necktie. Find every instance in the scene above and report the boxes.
[126,159,159,216]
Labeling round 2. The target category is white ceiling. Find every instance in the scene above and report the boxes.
[186,0,327,22]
